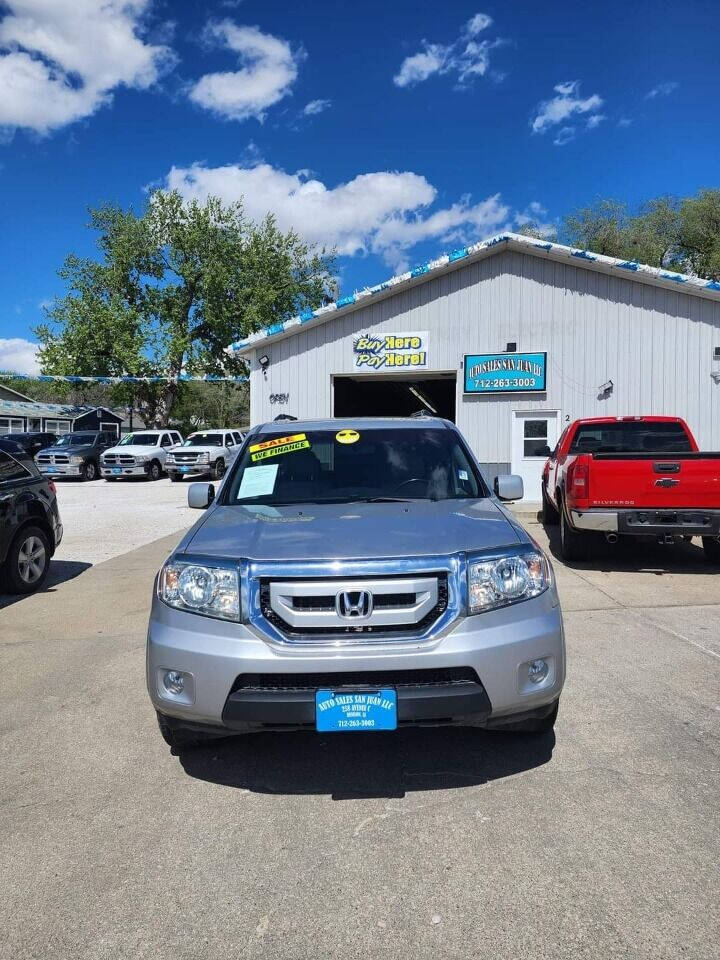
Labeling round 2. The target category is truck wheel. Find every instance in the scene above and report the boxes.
[541,486,559,525]
[81,460,97,481]
[156,711,215,750]
[212,458,225,480]
[490,700,559,735]
[148,460,161,481]
[702,536,720,564]
[2,525,51,594]
[560,503,589,561]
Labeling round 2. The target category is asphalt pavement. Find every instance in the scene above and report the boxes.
[1,515,719,959]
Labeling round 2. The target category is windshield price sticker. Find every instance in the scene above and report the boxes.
[249,433,310,461]
[237,464,279,499]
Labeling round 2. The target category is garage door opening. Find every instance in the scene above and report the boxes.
[333,375,456,421]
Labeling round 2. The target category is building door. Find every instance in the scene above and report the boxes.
[511,410,560,502]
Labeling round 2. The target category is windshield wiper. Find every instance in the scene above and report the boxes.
[348,496,413,503]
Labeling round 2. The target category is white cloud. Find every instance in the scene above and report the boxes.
[617,116,633,128]
[189,21,301,121]
[0,337,40,375]
[586,113,606,129]
[645,81,678,99]
[302,98,331,116]
[531,80,603,135]
[553,126,575,146]
[163,161,514,270]
[0,0,173,135]
[393,12,502,88]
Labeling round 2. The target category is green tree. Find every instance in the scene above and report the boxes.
[35,191,334,425]
[679,189,720,280]
[563,199,632,258]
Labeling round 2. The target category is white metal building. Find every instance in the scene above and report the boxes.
[229,233,720,502]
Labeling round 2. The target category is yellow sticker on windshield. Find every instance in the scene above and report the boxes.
[335,429,360,445]
[249,433,310,462]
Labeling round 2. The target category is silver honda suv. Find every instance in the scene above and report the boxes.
[147,418,565,750]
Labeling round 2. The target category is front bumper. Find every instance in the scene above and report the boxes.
[38,464,83,477]
[571,507,720,537]
[167,464,211,478]
[100,464,150,478]
[147,588,565,731]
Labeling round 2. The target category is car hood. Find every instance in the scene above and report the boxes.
[169,445,223,454]
[181,498,524,561]
[103,445,159,455]
[43,444,94,455]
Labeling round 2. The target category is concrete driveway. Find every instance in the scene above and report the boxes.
[1,515,719,959]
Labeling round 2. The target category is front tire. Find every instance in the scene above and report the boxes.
[702,536,720,564]
[147,460,162,481]
[212,458,225,481]
[81,460,97,481]
[490,700,559,735]
[2,525,51,594]
[560,501,590,561]
[156,711,216,750]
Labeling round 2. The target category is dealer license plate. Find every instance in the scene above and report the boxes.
[112,467,122,474]
[45,466,58,473]
[315,689,397,732]
[180,466,190,473]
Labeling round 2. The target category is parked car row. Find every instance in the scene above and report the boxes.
[15,428,247,484]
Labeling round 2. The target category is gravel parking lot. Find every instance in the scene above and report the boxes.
[52,476,197,565]
[2,507,719,959]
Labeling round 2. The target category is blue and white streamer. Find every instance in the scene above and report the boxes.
[227,231,720,355]
[0,373,248,384]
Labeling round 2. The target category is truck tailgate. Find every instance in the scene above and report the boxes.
[588,454,720,509]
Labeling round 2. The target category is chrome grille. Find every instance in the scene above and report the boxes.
[103,454,135,465]
[260,574,448,642]
[37,453,69,464]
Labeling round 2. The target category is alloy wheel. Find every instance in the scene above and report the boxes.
[17,536,46,584]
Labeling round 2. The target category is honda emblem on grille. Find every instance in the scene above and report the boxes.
[336,590,373,619]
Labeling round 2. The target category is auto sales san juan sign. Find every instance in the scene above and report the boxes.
[353,331,428,369]
[464,352,547,394]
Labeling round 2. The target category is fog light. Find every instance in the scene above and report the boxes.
[163,670,186,695]
[528,659,549,684]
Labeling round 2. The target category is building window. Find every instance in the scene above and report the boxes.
[523,419,548,457]
[45,419,71,434]
[0,417,24,435]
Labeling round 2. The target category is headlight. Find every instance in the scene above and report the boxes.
[198,452,210,463]
[468,550,549,614]
[159,560,239,621]
[70,455,83,464]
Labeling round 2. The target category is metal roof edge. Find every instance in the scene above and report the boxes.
[227,232,720,356]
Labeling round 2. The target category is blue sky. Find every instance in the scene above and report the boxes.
[1,0,719,373]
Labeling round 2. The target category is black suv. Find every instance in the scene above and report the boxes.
[0,438,63,594]
[3,432,56,456]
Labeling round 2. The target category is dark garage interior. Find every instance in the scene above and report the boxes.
[333,375,456,421]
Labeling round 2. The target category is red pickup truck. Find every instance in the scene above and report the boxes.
[541,416,720,562]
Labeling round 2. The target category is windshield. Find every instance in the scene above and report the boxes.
[118,433,158,446]
[183,433,223,446]
[225,427,485,505]
[56,433,97,446]
[569,421,692,454]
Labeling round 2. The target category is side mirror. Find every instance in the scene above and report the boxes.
[494,474,524,502]
[188,482,215,510]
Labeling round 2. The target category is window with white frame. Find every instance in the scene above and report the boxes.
[0,417,24,435]
[44,419,71,434]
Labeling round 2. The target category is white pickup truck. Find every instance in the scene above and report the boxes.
[165,430,245,482]
[100,429,183,481]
